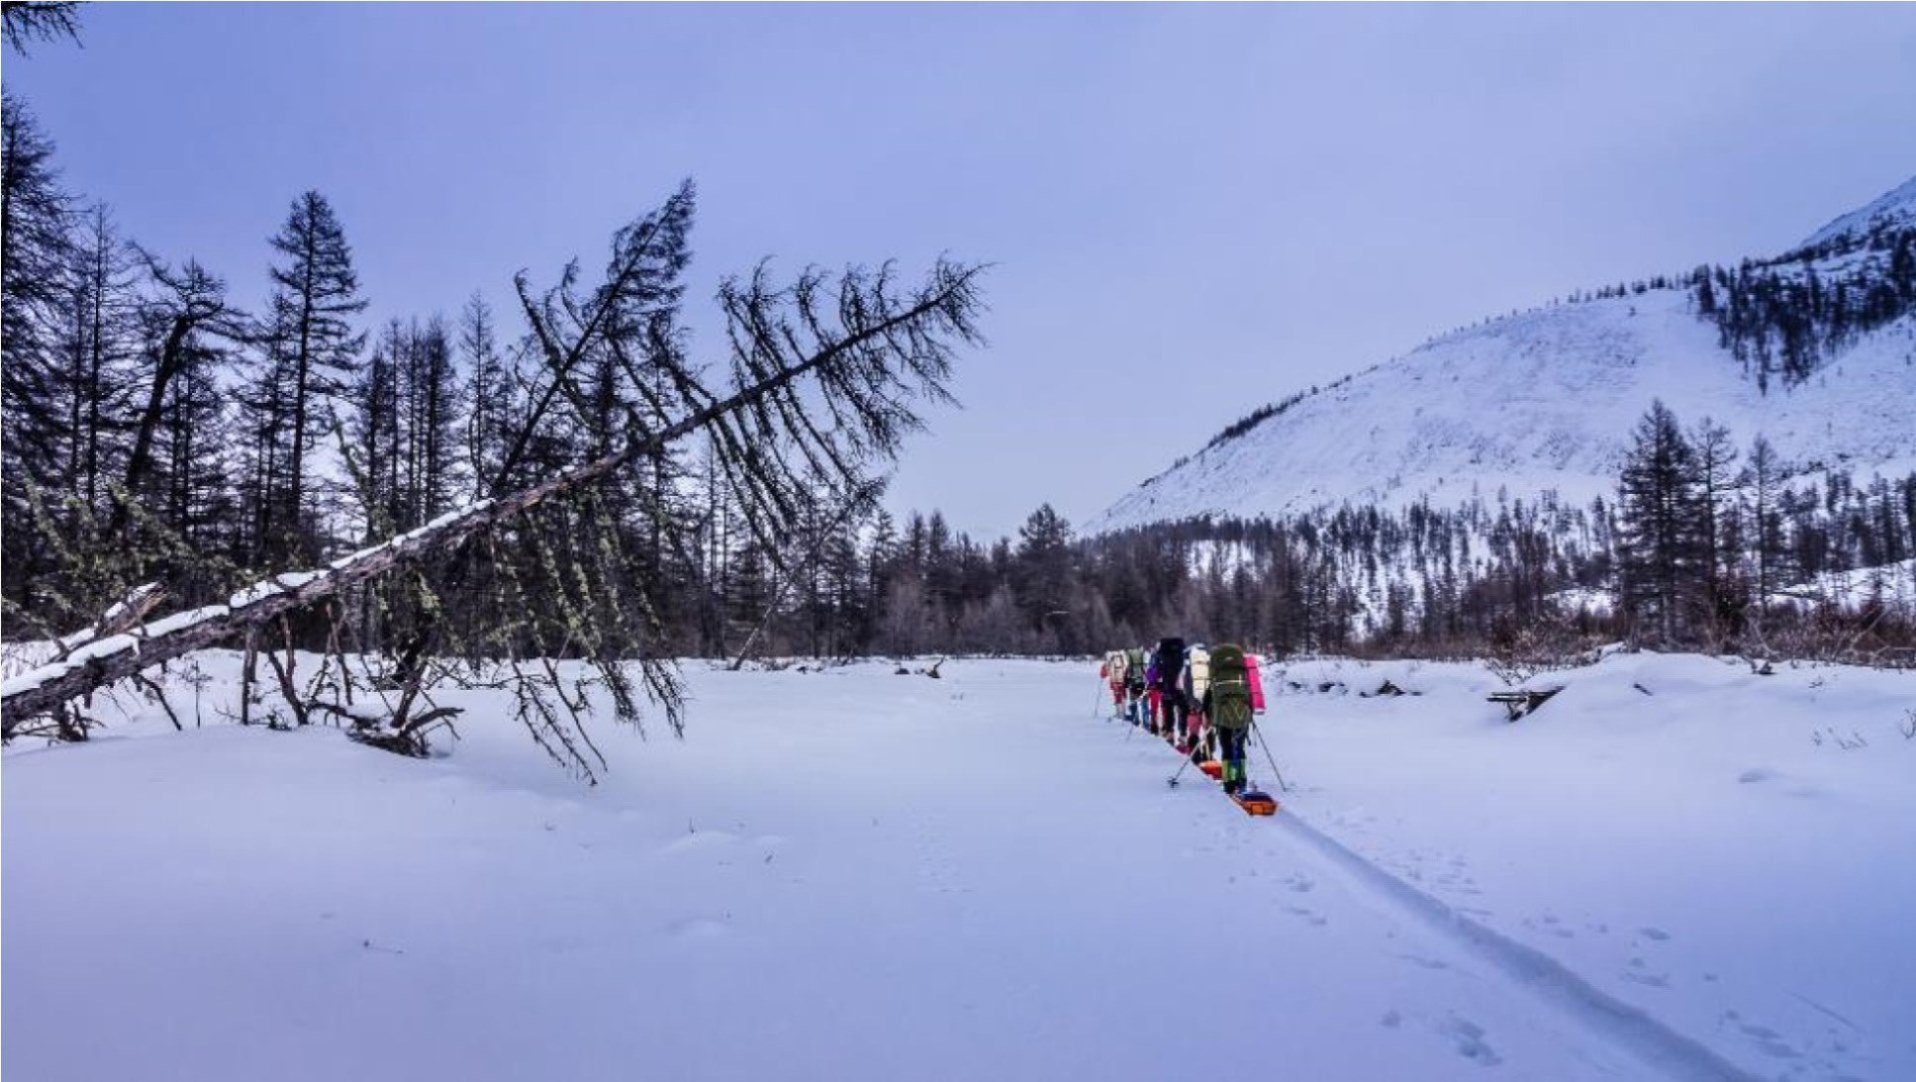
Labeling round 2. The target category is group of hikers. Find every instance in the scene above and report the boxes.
[1097,638,1268,796]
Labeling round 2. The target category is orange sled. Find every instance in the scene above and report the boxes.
[1198,760,1223,780]
[1230,790,1280,816]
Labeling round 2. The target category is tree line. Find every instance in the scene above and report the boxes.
[1695,222,1916,391]
[820,414,1912,666]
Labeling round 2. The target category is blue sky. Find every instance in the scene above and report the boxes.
[8,3,1915,537]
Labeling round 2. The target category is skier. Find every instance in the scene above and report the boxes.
[1143,651,1163,734]
[1203,643,1256,795]
[1100,650,1128,716]
[1122,645,1149,725]
[1153,637,1187,742]
[1180,643,1212,760]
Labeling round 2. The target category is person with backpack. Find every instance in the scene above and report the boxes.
[1180,643,1212,760]
[1143,651,1162,733]
[1100,650,1128,718]
[1122,645,1149,725]
[1152,637,1187,742]
[1203,643,1257,795]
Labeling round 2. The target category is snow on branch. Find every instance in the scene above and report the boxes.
[0,497,505,732]
[2,256,986,737]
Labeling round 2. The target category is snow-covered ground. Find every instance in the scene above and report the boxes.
[1769,557,1916,614]
[5,652,1913,1081]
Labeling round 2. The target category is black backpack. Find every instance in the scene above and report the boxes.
[1155,637,1186,689]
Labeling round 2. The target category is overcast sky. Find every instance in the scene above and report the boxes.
[9,3,1915,537]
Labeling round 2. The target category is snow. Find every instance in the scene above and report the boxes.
[0,633,143,698]
[1770,556,1916,614]
[1092,287,1916,532]
[6,652,1913,1081]
[1,498,507,715]
[51,583,163,655]
[228,571,324,608]
[1091,174,1916,535]
[141,603,236,639]
[1802,175,1916,249]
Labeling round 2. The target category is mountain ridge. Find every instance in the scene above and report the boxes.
[1091,178,1916,533]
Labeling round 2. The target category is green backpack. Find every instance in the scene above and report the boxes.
[1208,643,1253,730]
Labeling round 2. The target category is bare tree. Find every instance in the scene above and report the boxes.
[2,1,80,55]
[3,185,986,780]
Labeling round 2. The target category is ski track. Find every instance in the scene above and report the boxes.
[1269,809,1763,1082]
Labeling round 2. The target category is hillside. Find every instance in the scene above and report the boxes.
[1804,175,1916,249]
[1092,179,1916,533]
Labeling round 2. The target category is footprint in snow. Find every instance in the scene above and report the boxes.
[657,829,741,856]
[1284,904,1329,927]
[1437,1016,1502,1066]
[666,916,731,940]
[1727,1017,1802,1060]
[1639,926,1671,942]
[1524,915,1573,938]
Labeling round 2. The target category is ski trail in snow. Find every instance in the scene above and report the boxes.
[1271,811,1763,1082]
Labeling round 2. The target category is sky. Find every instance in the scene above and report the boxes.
[7,3,1916,539]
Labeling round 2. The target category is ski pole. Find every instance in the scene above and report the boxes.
[1166,742,1201,788]
[1251,718,1290,793]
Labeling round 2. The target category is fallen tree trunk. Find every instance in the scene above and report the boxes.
[2,265,977,735]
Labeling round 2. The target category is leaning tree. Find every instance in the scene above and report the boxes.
[1,182,987,778]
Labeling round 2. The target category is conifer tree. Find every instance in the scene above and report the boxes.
[1617,401,1708,644]
[58,205,141,517]
[1,98,73,607]
[1,0,80,54]
[251,190,368,564]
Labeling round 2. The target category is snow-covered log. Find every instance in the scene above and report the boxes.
[53,583,166,658]
[1,259,982,734]
[2,470,556,732]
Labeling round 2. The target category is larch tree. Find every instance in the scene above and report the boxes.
[254,190,368,565]
[0,0,79,54]
[59,205,142,518]
[1617,401,1708,644]
[459,291,517,499]
[1690,415,1741,638]
[1,97,73,611]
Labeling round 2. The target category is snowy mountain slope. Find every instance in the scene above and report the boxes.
[1804,175,1916,249]
[6,654,1913,1081]
[1093,183,1916,533]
